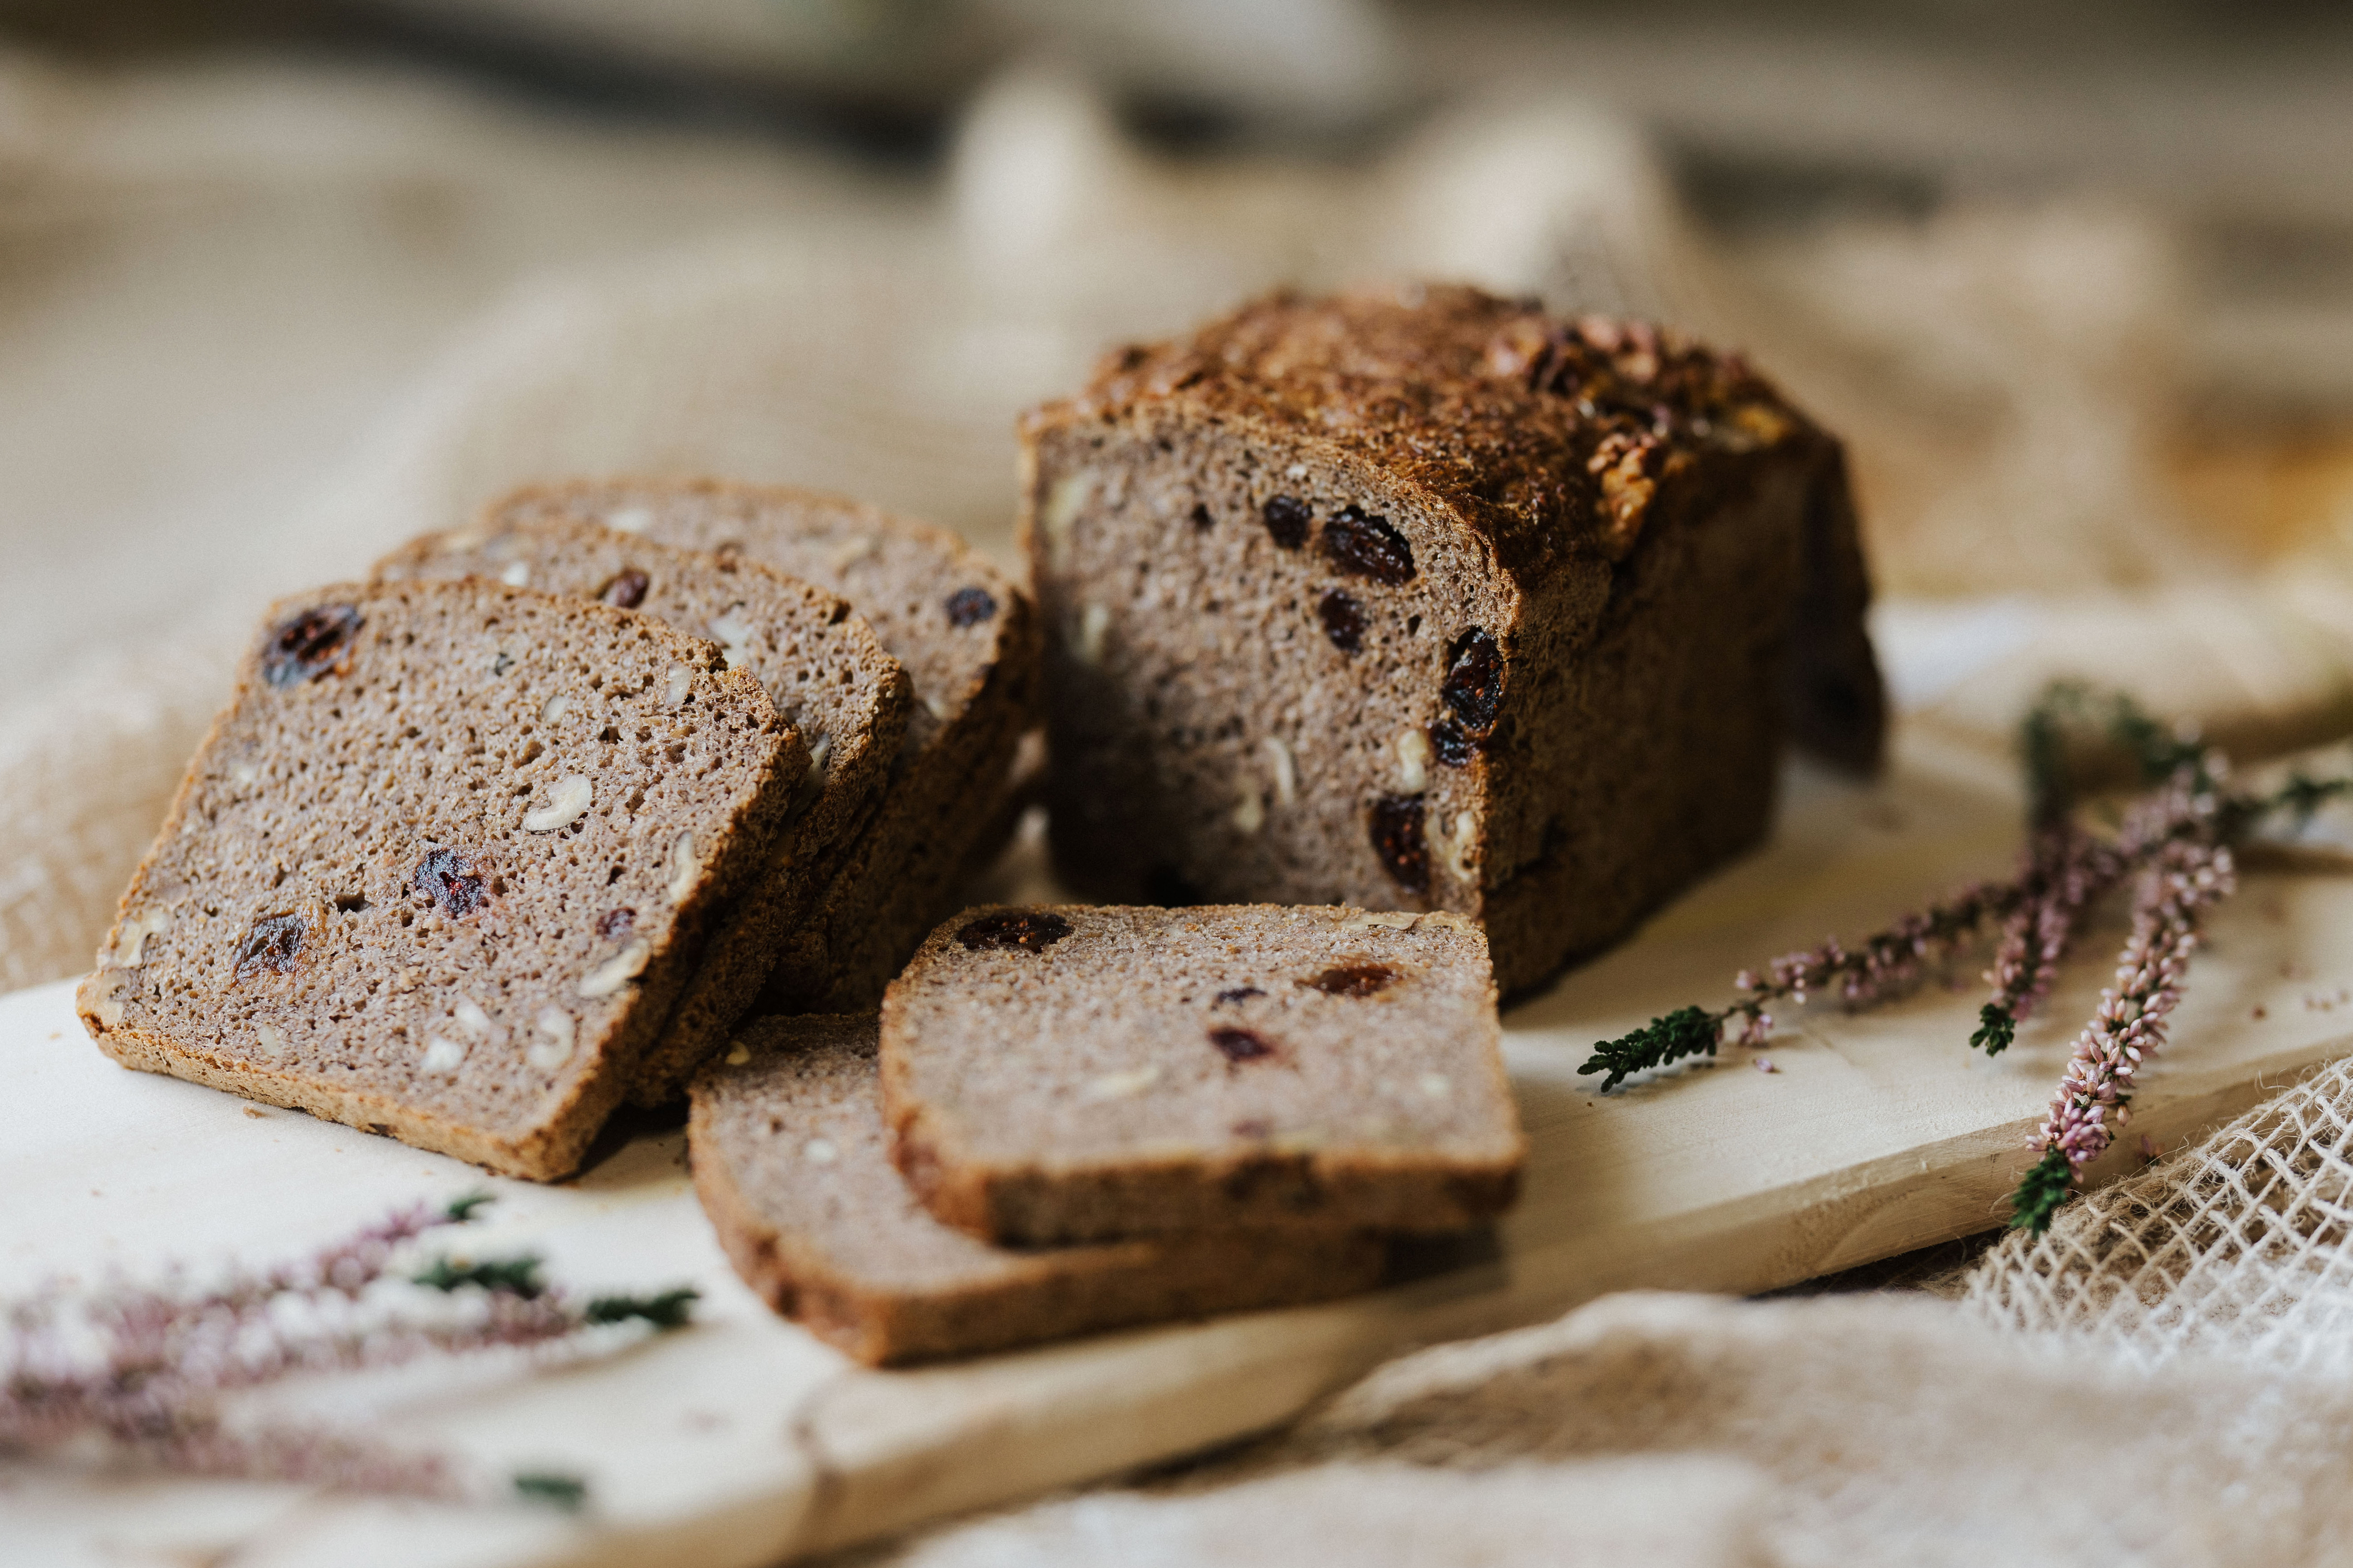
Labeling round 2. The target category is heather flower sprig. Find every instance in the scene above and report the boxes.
[1581,870,2033,1092]
[2014,796,2236,1224]
[1,1194,698,1507]
[1576,680,2348,1237]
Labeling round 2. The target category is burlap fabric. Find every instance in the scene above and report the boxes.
[8,47,2353,1565]
[840,1055,2353,1567]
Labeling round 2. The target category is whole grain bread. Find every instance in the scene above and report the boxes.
[1018,285,1887,994]
[484,479,1042,1018]
[371,518,914,1101]
[691,1014,1388,1365]
[879,904,1523,1244]
[75,579,801,1180]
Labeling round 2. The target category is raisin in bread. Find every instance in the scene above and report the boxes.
[692,1014,1387,1365]
[1019,285,1887,994]
[483,479,1042,1014]
[372,518,914,1102]
[879,904,1522,1243]
[75,579,802,1180]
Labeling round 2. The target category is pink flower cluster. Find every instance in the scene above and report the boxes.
[2033,826,2236,1172]
[2,1199,635,1500]
[1729,877,2013,1044]
[1983,826,2113,1030]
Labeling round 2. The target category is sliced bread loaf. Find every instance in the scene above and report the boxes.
[878,904,1522,1244]
[1019,285,1887,994]
[75,579,802,1180]
[484,478,1042,1017]
[372,518,914,1101]
[691,1014,1388,1365]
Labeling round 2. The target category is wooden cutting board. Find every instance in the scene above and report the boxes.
[8,726,2352,1568]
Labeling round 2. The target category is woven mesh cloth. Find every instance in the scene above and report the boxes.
[1966,1051,2353,1372]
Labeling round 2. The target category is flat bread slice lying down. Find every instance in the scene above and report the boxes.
[373,518,914,1103]
[76,578,802,1180]
[879,904,1524,1244]
[691,1014,1388,1366]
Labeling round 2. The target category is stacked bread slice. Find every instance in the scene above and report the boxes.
[77,578,806,1179]
[80,488,1039,1179]
[692,1014,1390,1365]
[481,479,1044,1035]
[690,903,1523,1364]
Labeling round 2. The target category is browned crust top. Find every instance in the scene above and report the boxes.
[1024,282,1817,578]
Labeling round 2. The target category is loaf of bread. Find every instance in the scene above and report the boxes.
[481,479,1042,1020]
[879,904,1522,1244]
[76,579,802,1179]
[1018,285,1886,994]
[692,1014,1389,1365]
[372,517,914,1102]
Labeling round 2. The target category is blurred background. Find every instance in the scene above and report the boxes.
[6,0,2353,987]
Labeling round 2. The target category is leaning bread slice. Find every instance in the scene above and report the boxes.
[484,479,1041,1026]
[373,518,914,1100]
[75,579,802,1180]
[879,904,1523,1244]
[691,1014,1388,1366]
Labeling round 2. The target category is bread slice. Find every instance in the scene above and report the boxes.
[75,579,802,1180]
[878,904,1523,1244]
[483,479,1043,1018]
[691,1014,1389,1366]
[1019,285,1887,994]
[372,518,915,1102]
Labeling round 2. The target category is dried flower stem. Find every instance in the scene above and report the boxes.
[2,1195,694,1505]
[1579,680,2346,1237]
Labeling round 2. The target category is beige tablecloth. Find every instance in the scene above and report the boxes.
[8,46,2353,1566]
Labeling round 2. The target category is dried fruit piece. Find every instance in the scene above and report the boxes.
[1208,1026,1278,1064]
[1323,507,1415,586]
[957,910,1074,953]
[598,568,650,609]
[233,914,306,980]
[1370,795,1430,895]
[1318,590,1366,653]
[411,847,488,918]
[597,907,636,940]
[260,605,362,689]
[1262,495,1311,550]
[1441,628,1505,734]
[1305,962,1400,997]
[1189,504,1214,531]
[945,586,999,627]
[1431,720,1482,767]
